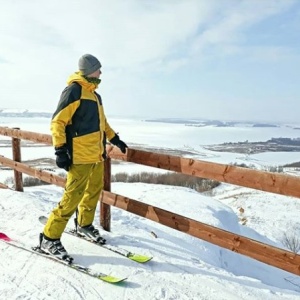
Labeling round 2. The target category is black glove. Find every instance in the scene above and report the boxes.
[110,134,128,154]
[55,145,72,171]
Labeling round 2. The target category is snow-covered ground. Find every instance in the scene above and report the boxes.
[1,116,300,299]
[1,183,300,300]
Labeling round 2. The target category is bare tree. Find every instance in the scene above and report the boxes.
[282,232,300,253]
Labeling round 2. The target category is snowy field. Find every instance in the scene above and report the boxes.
[1,116,300,299]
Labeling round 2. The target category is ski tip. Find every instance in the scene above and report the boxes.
[99,275,127,284]
[0,232,12,242]
[128,253,153,263]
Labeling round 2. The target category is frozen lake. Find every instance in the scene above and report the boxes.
[1,116,300,167]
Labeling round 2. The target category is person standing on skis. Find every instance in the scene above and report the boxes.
[41,54,128,259]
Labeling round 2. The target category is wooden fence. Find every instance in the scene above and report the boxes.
[0,126,300,276]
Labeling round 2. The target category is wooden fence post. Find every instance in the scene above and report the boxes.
[100,157,111,231]
[12,128,23,192]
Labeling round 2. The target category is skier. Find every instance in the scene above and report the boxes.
[41,54,128,259]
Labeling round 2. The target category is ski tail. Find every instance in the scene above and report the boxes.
[0,232,12,242]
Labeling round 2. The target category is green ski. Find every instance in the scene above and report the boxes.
[0,232,127,284]
[39,216,153,263]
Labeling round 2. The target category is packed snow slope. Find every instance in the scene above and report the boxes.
[1,183,300,300]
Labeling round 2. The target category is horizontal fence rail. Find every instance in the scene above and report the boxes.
[0,156,66,188]
[0,127,52,144]
[1,126,300,276]
[102,190,300,276]
[108,148,300,198]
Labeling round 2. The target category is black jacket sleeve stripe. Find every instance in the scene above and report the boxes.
[52,83,82,119]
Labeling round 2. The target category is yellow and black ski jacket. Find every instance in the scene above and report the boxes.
[51,72,116,164]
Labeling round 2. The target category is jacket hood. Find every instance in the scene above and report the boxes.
[67,71,99,91]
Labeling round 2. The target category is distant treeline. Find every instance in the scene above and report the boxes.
[268,137,300,145]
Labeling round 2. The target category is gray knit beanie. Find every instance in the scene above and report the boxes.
[78,54,101,76]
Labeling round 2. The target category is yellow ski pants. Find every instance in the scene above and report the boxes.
[43,162,104,239]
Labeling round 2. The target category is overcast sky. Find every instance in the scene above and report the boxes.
[0,0,299,122]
